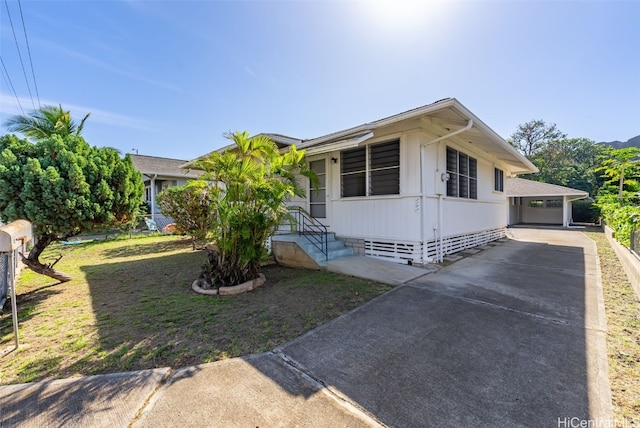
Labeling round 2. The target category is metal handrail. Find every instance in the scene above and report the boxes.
[286,206,328,261]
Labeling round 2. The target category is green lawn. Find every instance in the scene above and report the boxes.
[0,235,391,385]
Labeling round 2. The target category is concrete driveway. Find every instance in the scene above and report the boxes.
[277,228,611,427]
[1,228,611,427]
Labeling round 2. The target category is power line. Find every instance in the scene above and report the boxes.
[0,55,25,115]
[17,0,40,108]
[3,0,35,110]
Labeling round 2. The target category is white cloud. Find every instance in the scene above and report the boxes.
[0,93,157,132]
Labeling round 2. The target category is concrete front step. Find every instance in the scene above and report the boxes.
[271,233,354,267]
[298,243,354,265]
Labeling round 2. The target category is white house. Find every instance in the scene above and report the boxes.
[506,178,589,227]
[263,98,538,264]
[130,154,203,228]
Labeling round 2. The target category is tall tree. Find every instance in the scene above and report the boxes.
[596,147,640,201]
[3,105,90,140]
[0,134,144,282]
[195,131,315,288]
[508,119,566,156]
[527,138,606,195]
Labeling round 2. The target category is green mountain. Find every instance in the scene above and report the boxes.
[599,135,640,149]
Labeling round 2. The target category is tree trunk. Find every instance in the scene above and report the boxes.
[22,234,72,283]
[619,168,625,201]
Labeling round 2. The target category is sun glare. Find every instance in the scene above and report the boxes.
[365,0,446,31]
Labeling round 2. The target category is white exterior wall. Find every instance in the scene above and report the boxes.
[330,196,421,241]
[521,196,564,225]
[326,131,422,242]
[293,128,513,262]
[422,140,508,239]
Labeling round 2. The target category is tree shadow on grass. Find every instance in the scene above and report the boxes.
[1,285,63,349]
[100,237,196,259]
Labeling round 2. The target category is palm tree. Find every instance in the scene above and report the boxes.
[3,104,90,140]
[194,131,316,288]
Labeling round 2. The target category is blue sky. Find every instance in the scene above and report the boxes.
[1,0,639,160]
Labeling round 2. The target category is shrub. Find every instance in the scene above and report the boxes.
[572,200,600,223]
[598,199,640,247]
[194,131,315,288]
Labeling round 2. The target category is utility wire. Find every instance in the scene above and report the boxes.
[0,55,25,115]
[4,0,35,110]
[17,0,40,108]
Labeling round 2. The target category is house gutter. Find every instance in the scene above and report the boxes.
[420,119,473,263]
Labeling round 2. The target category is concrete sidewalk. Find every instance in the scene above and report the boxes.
[0,228,612,427]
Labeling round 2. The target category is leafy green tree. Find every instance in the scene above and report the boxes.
[195,131,315,288]
[157,180,213,250]
[0,134,144,281]
[3,105,90,140]
[508,119,566,156]
[596,147,640,201]
[527,138,606,195]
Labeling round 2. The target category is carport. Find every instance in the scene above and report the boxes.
[506,178,588,227]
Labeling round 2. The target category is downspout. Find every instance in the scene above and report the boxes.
[420,120,473,263]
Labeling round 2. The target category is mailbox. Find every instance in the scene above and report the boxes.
[0,219,33,252]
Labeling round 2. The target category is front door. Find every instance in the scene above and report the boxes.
[309,159,327,222]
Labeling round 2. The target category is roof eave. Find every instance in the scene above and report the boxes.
[300,98,457,149]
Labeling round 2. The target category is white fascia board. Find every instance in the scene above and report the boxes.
[303,132,374,155]
[300,99,457,149]
[510,192,589,198]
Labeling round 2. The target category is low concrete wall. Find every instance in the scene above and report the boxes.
[339,237,365,256]
[604,226,640,300]
[271,241,320,270]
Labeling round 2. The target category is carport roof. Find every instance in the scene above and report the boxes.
[506,178,589,198]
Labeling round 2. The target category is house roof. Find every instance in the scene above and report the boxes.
[183,98,538,176]
[506,178,589,198]
[181,133,303,169]
[130,154,202,179]
[260,133,302,147]
[297,98,537,175]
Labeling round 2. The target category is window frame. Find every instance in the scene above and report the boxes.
[446,147,478,200]
[341,139,400,198]
[545,199,563,208]
[309,159,327,218]
[494,167,504,192]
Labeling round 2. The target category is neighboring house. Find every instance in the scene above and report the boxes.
[506,178,589,227]
[189,98,538,264]
[130,154,203,229]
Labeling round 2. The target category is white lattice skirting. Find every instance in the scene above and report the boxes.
[361,227,506,264]
[425,227,506,260]
[364,239,422,263]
